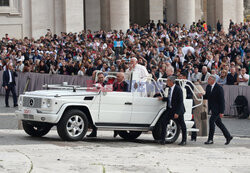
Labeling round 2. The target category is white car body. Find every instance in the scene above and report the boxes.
[16,72,203,142]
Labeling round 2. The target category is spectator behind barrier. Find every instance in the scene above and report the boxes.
[0,20,249,86]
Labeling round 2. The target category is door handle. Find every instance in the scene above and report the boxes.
[125,102,132,105]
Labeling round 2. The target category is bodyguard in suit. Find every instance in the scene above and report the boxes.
[2,63,18,107]
[158,76,187,146]
[202,75,233,145]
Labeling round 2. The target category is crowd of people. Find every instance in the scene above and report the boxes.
[0,19,250,86]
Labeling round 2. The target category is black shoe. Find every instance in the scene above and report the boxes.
[14,104,18,107]
[5,105,10,108]
[204,140,213,145]
[87,133,97,138]
[113,131,118,138]
[178,141,186,146]
[191,138,196,142]
[157,140,166,145]
[225,136,233,145]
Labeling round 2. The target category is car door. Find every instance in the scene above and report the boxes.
[130,78,166,125]
[98,91,132,123]
[131,95,165,125]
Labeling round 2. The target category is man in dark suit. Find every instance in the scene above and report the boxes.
[202,75,233,145]
[2,63,18,107]
[158,76,187,146]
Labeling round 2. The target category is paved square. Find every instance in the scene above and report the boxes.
[0,130,249,173]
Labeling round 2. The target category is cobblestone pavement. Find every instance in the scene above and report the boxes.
[0,96,18,113]
[0,95,250,172]
[215,118,250,138]
[0,130,250,173]
[0,96,250,137]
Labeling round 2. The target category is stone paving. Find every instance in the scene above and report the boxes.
[0,95,250,172]
[0,130,250,173]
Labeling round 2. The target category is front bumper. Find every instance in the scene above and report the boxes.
[15,109,59,124]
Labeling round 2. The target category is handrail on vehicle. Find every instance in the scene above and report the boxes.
[42,72,204,109]
[157,78,204,109]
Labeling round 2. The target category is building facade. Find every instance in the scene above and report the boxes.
[0,0,246,39]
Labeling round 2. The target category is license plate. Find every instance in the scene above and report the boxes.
[24,109,31,114]
[23,114,34,120]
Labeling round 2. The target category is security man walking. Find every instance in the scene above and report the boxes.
[158,76,187,146]
[2,63,18,107]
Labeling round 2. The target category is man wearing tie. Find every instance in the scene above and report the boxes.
[2,63,18,107]
[202,75,233,145]
[158,76,187,146]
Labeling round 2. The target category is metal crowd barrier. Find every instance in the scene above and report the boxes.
[0,71,249,116]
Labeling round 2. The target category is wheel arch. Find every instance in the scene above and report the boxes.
[150,107,166,128]
[56,104,94,126]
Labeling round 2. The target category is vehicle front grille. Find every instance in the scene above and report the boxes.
[23,97,42,108]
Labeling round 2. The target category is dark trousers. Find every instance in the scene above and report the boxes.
[208,113,231,141]
[161,110,187,142]
[114,47,122,60]
[191,118,197,140]
[5,84,17,106]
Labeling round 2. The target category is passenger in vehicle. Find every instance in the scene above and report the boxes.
[113,72,128,92]
[96,72,106,87]
[126,57,148,89]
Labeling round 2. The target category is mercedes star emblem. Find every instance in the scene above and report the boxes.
[29,98,34,106]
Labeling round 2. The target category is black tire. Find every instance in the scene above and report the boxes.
[22,121,52,137]
[57,109,88,141]
[152,118,180,144]
[117,131,142,140]
[152,119,162,140]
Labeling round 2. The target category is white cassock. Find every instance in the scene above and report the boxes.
[126,64,149,96]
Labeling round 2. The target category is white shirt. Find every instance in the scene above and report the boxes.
[17,63,24,72]
[77,70,85,76]
[238,74,249,86]
[8,70,12,83]
[210,83,215,92]
[191,72,202,82]
[168,84,175,107]
[182,46,195,56]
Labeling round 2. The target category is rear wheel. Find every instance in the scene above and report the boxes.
[152,120,162,140]
[117,131,142,140]
[152,118,180,144]
[57,109,88,141]
[22,121,52,137]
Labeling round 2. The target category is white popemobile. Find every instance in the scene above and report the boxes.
[16,71,203,143]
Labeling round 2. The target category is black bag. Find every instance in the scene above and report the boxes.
[234,95,249,119]
[201,112,207,120]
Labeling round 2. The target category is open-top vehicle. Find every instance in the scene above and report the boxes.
[16,71,203,143]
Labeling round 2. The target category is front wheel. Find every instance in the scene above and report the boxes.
[152,118,180,144]
[57,109,88,141]
[117,131,142,140]
[22,121,52,137]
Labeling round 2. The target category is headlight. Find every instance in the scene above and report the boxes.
[42,98,52,108]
